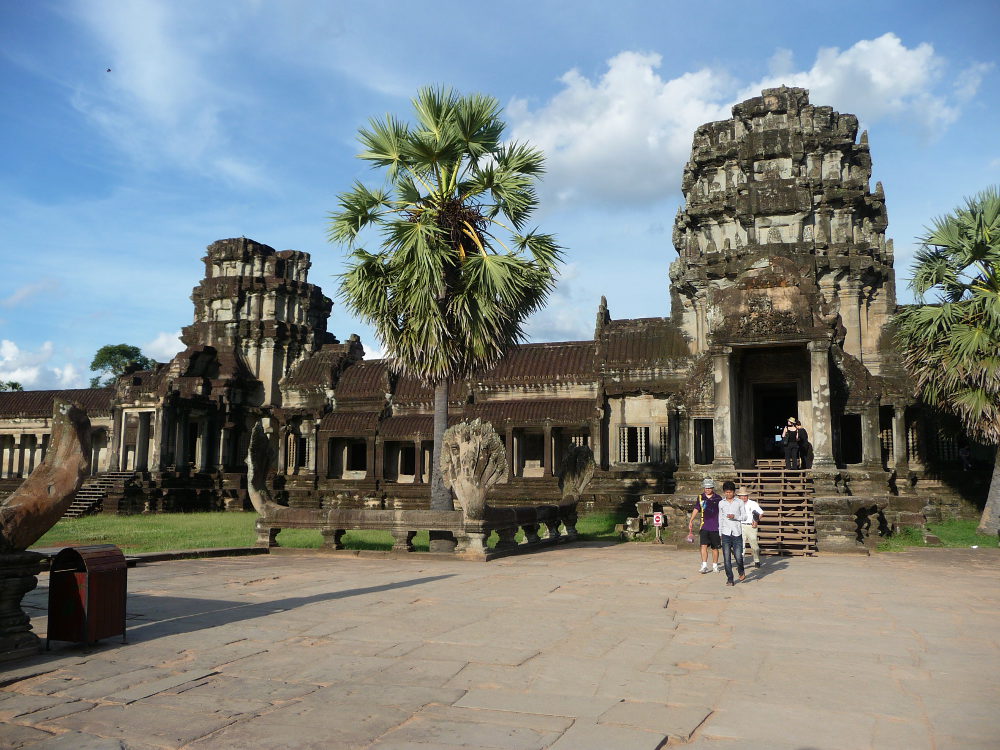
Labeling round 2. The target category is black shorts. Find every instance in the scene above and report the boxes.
[699,529,721,549]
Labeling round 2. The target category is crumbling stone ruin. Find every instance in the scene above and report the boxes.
[0,87,990,552]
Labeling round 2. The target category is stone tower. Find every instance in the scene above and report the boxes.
[668,87,899,471]
[181,238,336,406]
[670,86,896,371]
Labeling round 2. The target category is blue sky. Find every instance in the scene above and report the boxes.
[2,0,998,389]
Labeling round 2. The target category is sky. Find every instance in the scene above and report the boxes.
[1,0,998,390]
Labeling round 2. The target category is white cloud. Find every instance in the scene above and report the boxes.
[508,52,731,207]
[510,35,988,207]
[144,331,183,362]
[0,340,84,389]
[742,33,970,137]
[70,0,262,185]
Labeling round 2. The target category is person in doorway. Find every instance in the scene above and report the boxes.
[737,486,765,568]
[689,478,722,574]
[781,417,803,469]
[718,481,746,586]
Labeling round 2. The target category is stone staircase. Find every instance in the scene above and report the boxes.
[737,460,817,556]
[62,471,136,518]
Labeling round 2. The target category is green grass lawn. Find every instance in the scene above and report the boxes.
[33,510,625,555]
[878,519,997,552]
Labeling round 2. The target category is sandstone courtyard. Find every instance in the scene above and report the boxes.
[2,544,997,749]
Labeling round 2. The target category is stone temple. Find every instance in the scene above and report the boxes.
[0,87,989,548]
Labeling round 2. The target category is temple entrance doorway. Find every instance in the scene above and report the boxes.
[753,383,798,464]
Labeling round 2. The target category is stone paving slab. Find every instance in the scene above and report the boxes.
[0,545,997,748]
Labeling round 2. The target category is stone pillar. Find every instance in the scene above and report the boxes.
[543,423,553,477]
[505,427,514,479]
[861,405,883,470]
[808,340,836,467]
[136,413,151,471]
[413,439,423,484]
[373,437,383,481]
[317,434,330,479]
[840,278,862,360]
[365,437,376,479]
[677,414,692,470]
[589,418,602,469]
[309,424,319,475]
[174,414,187,468]
[198,420,212,472]
[276,429,287,474]
[217,426,229,471]
[711,347,735,471]
[118,410,131,471]
[152,409,166,470]
[891,407,909,472]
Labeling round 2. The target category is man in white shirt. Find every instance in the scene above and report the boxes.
[737,486,765,569]
[718,481,746,586]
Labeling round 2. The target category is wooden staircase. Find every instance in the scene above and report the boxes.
[62,471,136,518]
[737,460,817,556]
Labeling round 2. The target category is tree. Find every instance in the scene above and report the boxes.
[893,186,1000,535]
[89,344,155,388]
[0,381,23,391]
[328,87,561,539]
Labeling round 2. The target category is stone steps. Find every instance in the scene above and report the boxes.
[737,465,817,556]
[62,471,136,518]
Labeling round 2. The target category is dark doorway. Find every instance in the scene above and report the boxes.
[753,384,798,463]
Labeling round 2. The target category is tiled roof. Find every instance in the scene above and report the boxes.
[378,414,458,440]
[393,375,468,404]
[283,347,349,388]
[603,318,690,367]
[318,411,380,435]
[0,388,114,419]
[479,342,596,383]
[467,399,596,426]
[335,360,389,400]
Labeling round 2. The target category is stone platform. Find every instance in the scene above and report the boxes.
[1,544,998,749]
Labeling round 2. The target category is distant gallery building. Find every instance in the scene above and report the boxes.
[0,88,989,537]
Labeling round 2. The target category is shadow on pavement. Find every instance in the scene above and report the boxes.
[52,574,456,648]
[744,555,791,582]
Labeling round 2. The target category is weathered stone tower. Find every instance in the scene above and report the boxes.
[669,86,899,474]
[181,238,336,407]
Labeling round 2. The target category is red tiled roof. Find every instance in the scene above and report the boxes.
[318,411,380,435]
[0,388,114,419]
[479,341,595,382]
[335,359,389,400]
[379,415,433,439]
[283,347,350,388]
[603,318,690,367]
[467,399,596,426]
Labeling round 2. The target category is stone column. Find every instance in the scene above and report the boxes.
[152,408,166,470]
[808,340,836,467]
[309,424,319,475]
[317,434,330,479]
[839,278,862,361]
[136,413,151,471]
[505,427,514,479]
[861,405,883,470]
[198,420,212,472]
[589,418,602,469]
[677,413,692,470]
[891,406,909,472]
[365,437,376,479]
[216,426,229,471]
[174,414,187,468]
[711,347,735,471]
[413,439,423,484]
[373,437,384,480]
[543,423,553,477]
[276,430,287,474]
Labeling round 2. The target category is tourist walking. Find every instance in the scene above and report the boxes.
[737,486,765,568]
[689,478,722,574]
[718,481,746,585]
[781,417,805,469]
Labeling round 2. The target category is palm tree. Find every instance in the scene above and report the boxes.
[328,87,561,539]
[893,186,1000,535]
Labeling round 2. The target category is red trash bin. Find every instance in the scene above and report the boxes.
[47,545,127,647]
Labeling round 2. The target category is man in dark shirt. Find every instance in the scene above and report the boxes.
[689,477,722,573]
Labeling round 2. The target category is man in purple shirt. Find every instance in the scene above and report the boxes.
[689,477,722,573]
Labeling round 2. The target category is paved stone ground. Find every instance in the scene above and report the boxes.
[2,543,998,749]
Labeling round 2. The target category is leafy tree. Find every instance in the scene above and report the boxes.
[893,186,1000,534]
[0,381,23,391]
[328,87,561,535]
[89,344,155,388]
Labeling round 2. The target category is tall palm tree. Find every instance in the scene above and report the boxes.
[894,186,1000,535]
[328,87,561,536]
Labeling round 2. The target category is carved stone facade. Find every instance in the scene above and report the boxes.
[0,88,989,524]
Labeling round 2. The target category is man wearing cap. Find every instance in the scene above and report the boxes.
[737,486,765,569]
[689,478,722,574]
